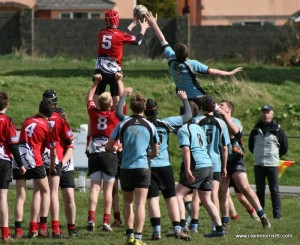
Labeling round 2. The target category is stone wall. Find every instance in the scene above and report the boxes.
[1,9,299,63]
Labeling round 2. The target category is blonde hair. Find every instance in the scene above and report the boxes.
[98,92,112,111]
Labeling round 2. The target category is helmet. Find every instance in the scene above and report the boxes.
[39,99,56,117]
[145,99,158,117]
[43,89,57,104]
[105,10,120,28]
[200,95,216,112]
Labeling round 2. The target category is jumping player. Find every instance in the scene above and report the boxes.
[95,10,149,108]
[145,12,242,103]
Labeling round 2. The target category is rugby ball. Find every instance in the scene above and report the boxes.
[133,5,148,21]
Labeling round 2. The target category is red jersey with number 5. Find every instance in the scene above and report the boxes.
[18,115,56,168]
[87,100,119,153]
[0,113,19,162]
[98,28,137,67]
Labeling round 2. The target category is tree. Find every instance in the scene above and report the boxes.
[137,0,177,18]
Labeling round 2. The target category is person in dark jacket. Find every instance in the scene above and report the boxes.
[248,105,288,219]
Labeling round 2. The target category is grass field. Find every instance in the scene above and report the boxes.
[0,54,299,186]
[0,54,300,244]
[6,188,300,245]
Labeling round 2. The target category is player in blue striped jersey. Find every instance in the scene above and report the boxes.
[194,95,230,232]
[143,91,192,241]
[106,92,159,245]
[145,12,242,102]
[176,102,225,238]
[217,100,271,229]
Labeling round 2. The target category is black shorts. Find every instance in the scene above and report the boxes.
[147,165,176,199]
[213,172,221,182]
[179,167,213,191]
[12,168,27,180]
[0,160,12,189]
[120,168,151,192]
[60,171,75,189]
[26,166,47,180]
[227,158,247,177]
[88,152,118,176]
[94,69,121,97]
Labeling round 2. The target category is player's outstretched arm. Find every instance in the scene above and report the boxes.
[209,67,243,76]
[177,91,192,123]
[116,87,133,121]
[127,19,137,32]
[145,12,168,45]
[87,74,102,102]
[139,18,149,35]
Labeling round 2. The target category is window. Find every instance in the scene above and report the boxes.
[60,13,72,19]
[89,12,101,19]
[73,12,88,19]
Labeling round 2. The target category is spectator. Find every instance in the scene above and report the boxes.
[248,105,288,219]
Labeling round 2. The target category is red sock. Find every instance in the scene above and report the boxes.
[67,224,76,231]
[114,211,121,221]
[231,215,239,221]
[1,227,10,238]
[29,222,38,233]
[52,221,60,234]
[247,207,255,215]
[88,211,95,222]
[103,214,110,224]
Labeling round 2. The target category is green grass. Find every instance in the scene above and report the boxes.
[0,54,300,244]
[0,54,299,185]
[6,188,300,244]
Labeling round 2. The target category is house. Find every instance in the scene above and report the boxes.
[0,0,134,19]
[177,0,300,26]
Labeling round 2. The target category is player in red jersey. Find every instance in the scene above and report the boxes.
[94,9,149,109]
[86,74,121,232]
[16,96,56,239]
[0,91,25,243]
[40,90,75,239]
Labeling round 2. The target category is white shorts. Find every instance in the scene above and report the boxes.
[90,171,115,183]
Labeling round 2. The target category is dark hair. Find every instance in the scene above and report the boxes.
[130,93,146,114]
[201,95,216,112]
[55,107,66,119]
[174,43,189,62]
[39,98,56,117]
[0,91,8,111]
[145,99,158,118]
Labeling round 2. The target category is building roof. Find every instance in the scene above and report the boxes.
[36,0,115,10]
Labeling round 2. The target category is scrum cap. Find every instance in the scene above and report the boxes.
[201,95,216,112]
[145,99,158,117]
[105,10,120,28]
[43,89,57,104]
